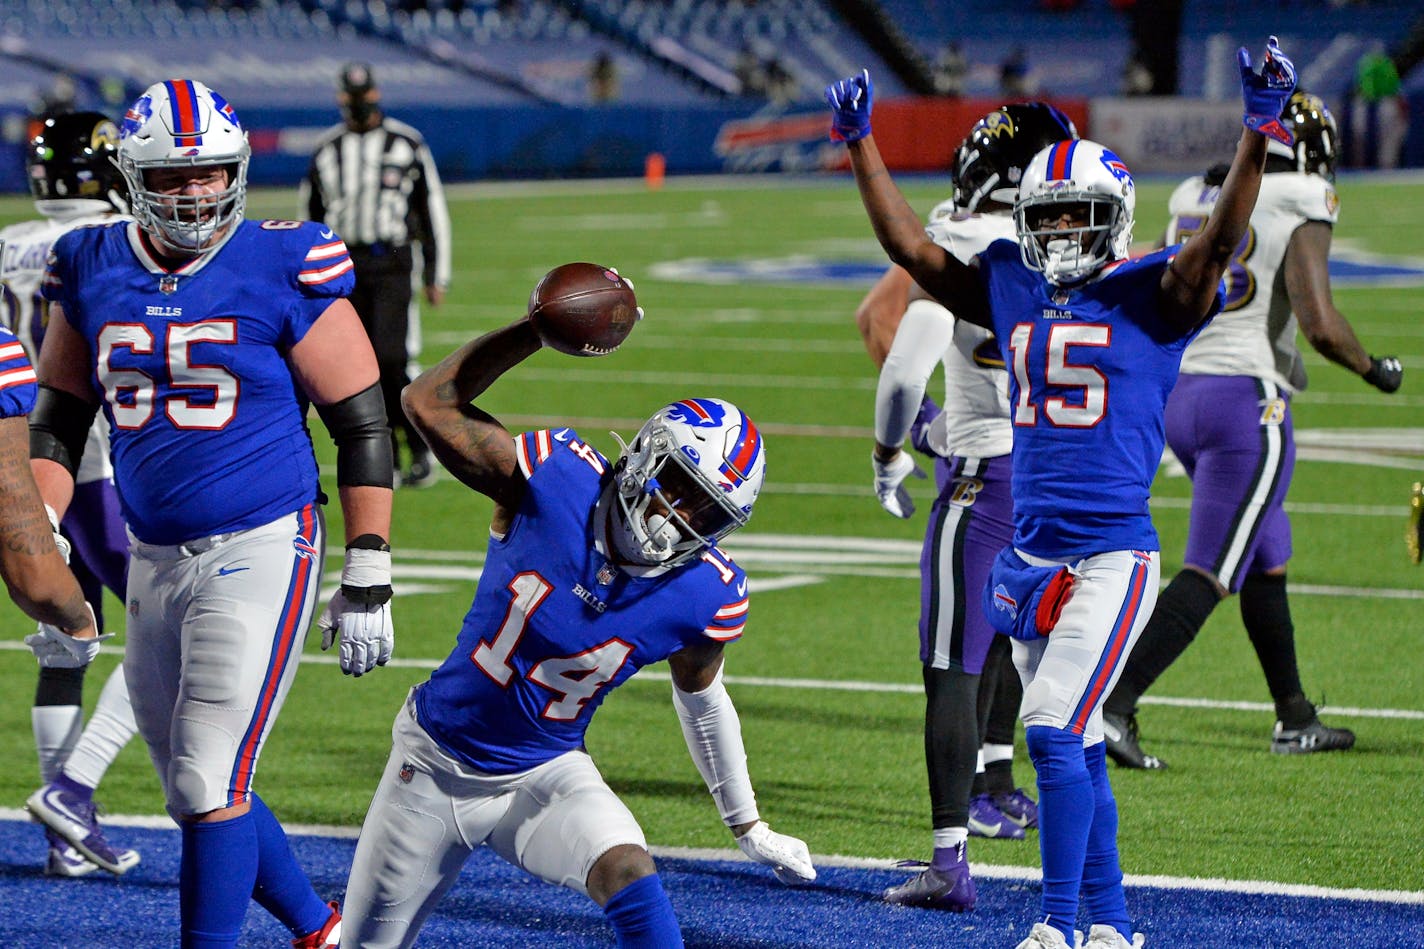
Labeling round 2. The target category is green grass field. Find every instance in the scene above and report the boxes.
[0,173,1420,894]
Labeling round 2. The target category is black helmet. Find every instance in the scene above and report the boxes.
[1273,91,1338,181]
[27,111,125,211]
[951,103,1078,212]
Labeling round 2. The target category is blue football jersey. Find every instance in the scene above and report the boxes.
[0,325,38,419]
[41,220,355,544]
[977,241,1222,558]
[417,428,751,775]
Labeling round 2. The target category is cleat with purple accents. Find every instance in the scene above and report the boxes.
[992,787,1039,830]
[44,828,100,878]
[883,850,977,912]
[967,792,1025,839]
[26,783,139,875]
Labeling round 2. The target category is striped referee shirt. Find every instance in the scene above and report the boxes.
[299,116,452,289]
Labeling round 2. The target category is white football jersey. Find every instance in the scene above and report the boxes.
[1165,172,1339,392]
[921,200,1014,459]
[0,211,124,483]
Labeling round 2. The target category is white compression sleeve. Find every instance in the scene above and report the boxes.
[672,666,759,827]
[873,298,955,447]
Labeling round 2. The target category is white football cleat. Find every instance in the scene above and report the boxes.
[1015,923,1083,949]
[1083,925,1145,948]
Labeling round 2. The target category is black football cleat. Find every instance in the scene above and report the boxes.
[1103,710,1167,770]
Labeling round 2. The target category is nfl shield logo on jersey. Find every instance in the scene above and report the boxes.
[398,762,415,783]
[159,275,179,294]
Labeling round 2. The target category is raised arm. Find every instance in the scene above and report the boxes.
[668,640,816,884]
[1161,37,1296,333]
[400,317,542,534]
[826,72,992,328]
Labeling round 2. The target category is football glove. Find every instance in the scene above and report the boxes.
[1238,36,1297,145]
[872,450,925,519]
[318,536,394,677]
[824,69,873,143]
[26,603,107,668]
[735,821,817,885]
[606,267,646,322]
[1363,356,1403,393]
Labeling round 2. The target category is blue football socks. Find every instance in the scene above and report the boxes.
[249,793,332,938]
[180,811,259,949]
[1026,724,1093,941]
[604,873,684,948]
[1081,741,1132,940]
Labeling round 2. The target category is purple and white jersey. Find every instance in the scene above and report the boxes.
[976,240,1222,558]
[0,324,38,419]
[41,219,355,544]
[1,210,126,485]
[417,428,750,775]
[1166,172,1338,392]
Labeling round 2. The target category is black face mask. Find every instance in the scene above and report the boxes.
[342,96,379,128]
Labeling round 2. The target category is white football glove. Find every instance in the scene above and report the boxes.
[318,539,394,677]
[736,820,817,885]
[26,603,108,668]
[872,451,925,519]
[45,504,71,565]
[606,266,646,322]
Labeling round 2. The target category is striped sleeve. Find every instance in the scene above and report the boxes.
[0,333,38,418]
[513,429,558,480]
[297,234,356,294]
[703,589,749,642]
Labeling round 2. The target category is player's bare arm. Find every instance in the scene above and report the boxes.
[1160,130,1268,331]
[824,71,990,328]
[1162,37,1295,333]
[0,416,92,635]
[28,301,96,517]
[402,317,542,524]
[294,297,393,541]
[855,264,914,368]
[1283,221,1372,373]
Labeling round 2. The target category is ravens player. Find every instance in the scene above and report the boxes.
[2,111,142,879]
[828,35,1296,949]
[1102,90,1400,769]
[863,103,1077,912]
[26,80,395,948]
[340,311,814,946]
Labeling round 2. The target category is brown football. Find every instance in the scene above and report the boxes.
[528,262,640,357]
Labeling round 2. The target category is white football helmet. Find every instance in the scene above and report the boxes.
[610,398,765,568]
[1014,139,1135,286]
[117,80,250,255]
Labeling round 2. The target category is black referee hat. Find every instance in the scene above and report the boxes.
[339,62,376,95]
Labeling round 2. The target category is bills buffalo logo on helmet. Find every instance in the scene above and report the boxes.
[666,398,726,429]
[121,95,153,140]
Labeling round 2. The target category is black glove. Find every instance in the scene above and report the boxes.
[1363,356,1403,393]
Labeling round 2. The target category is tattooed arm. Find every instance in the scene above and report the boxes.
[0,416,93,635]
[401,318,542,535]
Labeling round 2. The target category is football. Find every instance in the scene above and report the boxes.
[528,262,641,357]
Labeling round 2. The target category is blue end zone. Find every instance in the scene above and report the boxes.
[0,819,1420,946]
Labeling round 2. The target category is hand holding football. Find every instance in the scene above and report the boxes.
[528,263,642,357]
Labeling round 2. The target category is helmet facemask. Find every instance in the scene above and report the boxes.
[607,399,763,569]
[117,80,250,256]
[1015,192,1131,286]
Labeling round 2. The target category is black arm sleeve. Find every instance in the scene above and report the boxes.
[29,385,100,476]
[314,382,395,488]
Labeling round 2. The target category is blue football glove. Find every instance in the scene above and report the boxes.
[908,395,943,458]
[824,69,873,143]
[1238,35,1297,145]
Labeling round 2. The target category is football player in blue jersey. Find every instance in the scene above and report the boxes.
[339,305,815,947]
[26,80,396,949]
[3,110,143,879]
[857,104,1079,912]
[827,36,1296,949]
